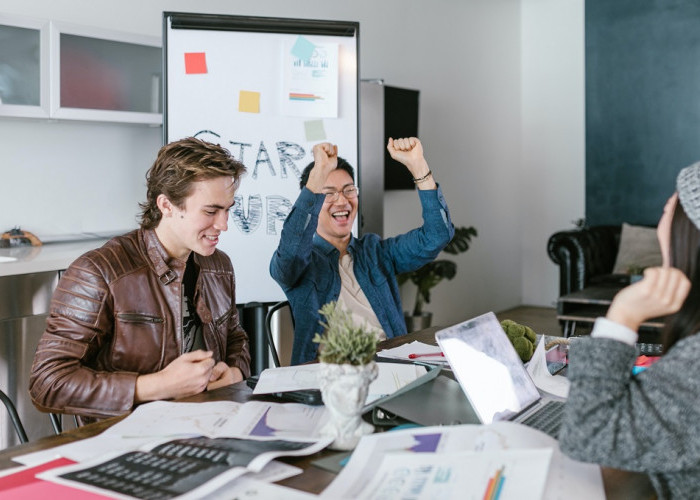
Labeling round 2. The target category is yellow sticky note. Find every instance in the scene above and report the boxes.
[239,90,260,113]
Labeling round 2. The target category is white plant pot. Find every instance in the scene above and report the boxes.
[318,361,378,450]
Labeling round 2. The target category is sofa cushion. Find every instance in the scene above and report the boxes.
[612,223,662,274]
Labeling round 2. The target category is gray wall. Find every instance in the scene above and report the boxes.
[0,0,586,329]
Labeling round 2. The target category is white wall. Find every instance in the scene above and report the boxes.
[520,0,585,308]
[0,119,160,239]
[0,0,585,325]
[385,1,525,326]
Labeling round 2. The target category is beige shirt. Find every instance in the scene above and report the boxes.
[337,253,387,341]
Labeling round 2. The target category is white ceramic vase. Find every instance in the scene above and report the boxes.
[318,361,378,450]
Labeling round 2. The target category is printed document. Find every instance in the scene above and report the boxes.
[38,435,331,500]
[322,422,604,500]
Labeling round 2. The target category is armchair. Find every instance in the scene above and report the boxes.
[547,225,622,297]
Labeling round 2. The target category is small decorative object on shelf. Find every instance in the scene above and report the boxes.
[0,227,42,248]
[313,301,378,450]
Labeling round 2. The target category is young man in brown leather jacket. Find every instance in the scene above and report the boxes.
[29,137,251,424]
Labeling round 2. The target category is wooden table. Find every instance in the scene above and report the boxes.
[0,327,656,499]
[557,285,665,338]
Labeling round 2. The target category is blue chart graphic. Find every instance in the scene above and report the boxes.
[410,433,441,452]
[251,408,276,437]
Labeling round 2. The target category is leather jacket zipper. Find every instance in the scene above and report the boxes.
[117,313,164,323]
[215,308,233,328]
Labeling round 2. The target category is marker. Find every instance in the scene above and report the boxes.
[408,352,444,359]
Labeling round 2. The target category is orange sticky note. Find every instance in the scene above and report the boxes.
[239,90,261,113]
[184,52,208,74]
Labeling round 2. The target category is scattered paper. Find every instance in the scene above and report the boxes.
[355,449,552,500]
[376,340,449,365]
[253,363,428,407]
[253,365,320,394]
[321,422,604,500]
[367,363,428,404]
[38,436,331,500]
[201,476,316,500]
[14,400,324,466]
[527,339,570,398]
[234,401,328,439]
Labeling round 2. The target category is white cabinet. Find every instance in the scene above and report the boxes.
[50,22,161,124]
[0,15,161,125]
[0,14,50,118]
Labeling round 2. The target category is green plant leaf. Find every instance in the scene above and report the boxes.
[443,226,478,255]
[398,224,477,317]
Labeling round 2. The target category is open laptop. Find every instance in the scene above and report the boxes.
[434,311,565,438]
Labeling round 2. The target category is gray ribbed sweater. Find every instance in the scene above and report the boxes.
[559,336,700,499]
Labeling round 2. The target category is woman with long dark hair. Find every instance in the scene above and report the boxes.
[559,163,700,499]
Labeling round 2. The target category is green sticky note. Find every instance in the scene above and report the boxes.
[304,119,326,141]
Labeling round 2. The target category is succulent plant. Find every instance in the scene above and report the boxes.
[312,301,377,365]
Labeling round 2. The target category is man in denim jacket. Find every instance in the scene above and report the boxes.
[270,138,454,364]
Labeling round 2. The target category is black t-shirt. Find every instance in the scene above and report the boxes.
[182,254,204,353]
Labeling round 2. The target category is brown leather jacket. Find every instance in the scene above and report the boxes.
[29,229,251,422]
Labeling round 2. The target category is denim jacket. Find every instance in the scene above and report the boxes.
[270,186,454,364]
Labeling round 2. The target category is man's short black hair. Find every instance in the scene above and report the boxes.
[299,157,355,190]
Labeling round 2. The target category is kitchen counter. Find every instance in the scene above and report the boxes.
[0,238,110,277]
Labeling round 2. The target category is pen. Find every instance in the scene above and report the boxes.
[408,352,444,359]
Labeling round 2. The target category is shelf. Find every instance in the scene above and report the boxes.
[0,15,162,125]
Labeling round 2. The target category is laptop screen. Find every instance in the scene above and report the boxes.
[435,311,540,424]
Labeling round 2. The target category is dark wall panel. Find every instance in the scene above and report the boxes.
[586,0,700,226]
[384,86,419,190]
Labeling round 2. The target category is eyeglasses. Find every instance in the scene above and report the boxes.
[322,186,359,202]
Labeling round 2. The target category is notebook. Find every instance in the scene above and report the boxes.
[435,311,565,438]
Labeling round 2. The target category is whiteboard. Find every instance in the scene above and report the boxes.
[164,13,359,303]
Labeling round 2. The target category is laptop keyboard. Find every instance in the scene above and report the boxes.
[520,400,565,438]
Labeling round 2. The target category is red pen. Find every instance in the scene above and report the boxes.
[408,352,444,359]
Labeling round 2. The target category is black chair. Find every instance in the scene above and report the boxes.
[49,413,63,435]
[49,413,81,435]
[264,301,294,367]
[0,390,28,444]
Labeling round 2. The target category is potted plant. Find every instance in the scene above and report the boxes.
[398,225,478,331]
[313,301,378,450]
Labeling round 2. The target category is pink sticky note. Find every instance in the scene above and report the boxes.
[9,481,109,498]
[0,456,109,497]
[0,457,76,490]
[184,52,208,74]
[8,481,110,498]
